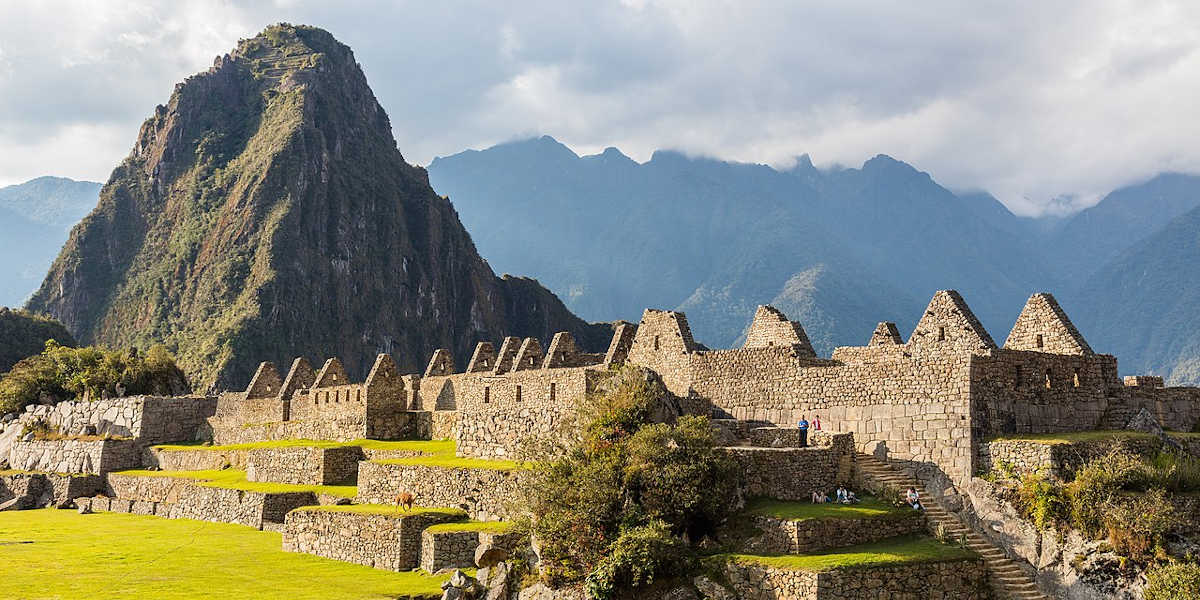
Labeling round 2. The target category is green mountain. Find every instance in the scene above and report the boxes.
[0,308,75,374]
[27,25,607,388]
[0,177,100,306]
[1074,203,1200,384]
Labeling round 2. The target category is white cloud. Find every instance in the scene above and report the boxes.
[1,0,1199,216]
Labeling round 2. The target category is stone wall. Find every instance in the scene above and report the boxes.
[356,462,532,521]
[0,471,103,509]
[104,473,318,528]
[8,439,142,475]
[9,396,216,443]
[144,446,249,471]
[722,557,988,600]
[282,508,463,571]
[245,446,363,485]
[741,513,926,554]
[725,443,851,502]
[419,528,521,573]
[424,367,604,460]
[976,436,1163,479]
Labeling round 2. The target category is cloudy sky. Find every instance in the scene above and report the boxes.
[1,1,1199,215]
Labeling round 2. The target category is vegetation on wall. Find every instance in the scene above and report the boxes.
[1011,448,1200,561]
[0,340,189,415]
[521,365,740,600]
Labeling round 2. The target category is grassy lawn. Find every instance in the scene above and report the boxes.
[720,534,976,572]
[0,509,448,599]
[424,520,514,534]
[744,496,906,521]
[294,504,467,519]
[153,439,454,454]
[986,430,1156,445]
[112,469,357,499]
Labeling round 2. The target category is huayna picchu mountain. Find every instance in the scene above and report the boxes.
[27,24,609,388]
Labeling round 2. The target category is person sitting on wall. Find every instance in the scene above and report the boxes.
[812,490,829,503]
[797,415,809,447]
[905,488,923,510]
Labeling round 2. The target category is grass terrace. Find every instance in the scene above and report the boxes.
[744,496,907,521]
[153,438,455,454]
[112,468,357,499]
[293,504,468,519]
[985,430,1156,444]
[718,534,977,572]
[0,509,448,599]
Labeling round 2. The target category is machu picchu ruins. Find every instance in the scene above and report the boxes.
[5,290,1200,599]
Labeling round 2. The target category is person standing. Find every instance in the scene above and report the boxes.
[812,414,822,431]
[797,415,809,447]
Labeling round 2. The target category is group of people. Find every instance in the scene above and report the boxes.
[811,486,860,504]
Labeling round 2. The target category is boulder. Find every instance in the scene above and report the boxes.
[475,542,509,568]
[865,440,888,460]
[693,576,735,600]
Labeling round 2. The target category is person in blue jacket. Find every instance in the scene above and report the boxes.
[797,415,809,447]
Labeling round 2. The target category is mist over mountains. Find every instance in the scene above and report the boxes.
[428,136,1200,384]
[0,177,101,307]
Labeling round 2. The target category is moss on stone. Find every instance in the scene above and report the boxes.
[719,534,977,572]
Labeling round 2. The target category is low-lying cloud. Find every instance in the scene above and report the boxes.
[2,0,1199,216]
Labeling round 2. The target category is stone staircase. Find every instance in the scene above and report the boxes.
[856,453,1053,600]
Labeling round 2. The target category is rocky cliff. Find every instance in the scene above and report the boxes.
[27,24,607,388]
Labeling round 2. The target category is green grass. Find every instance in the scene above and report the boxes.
[0,508,448,599]
[112,469,357,499]
[153,439,454,454]
[293,504,467,519]
[720,535,976,572]
[986,430,1156,445]
[424,521,514,534]
[744,496,906,521]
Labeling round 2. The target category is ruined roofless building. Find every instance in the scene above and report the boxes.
[220,291,1200,482]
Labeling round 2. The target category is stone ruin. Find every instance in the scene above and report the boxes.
[3,289,1199,599]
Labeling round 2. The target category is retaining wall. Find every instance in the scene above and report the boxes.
[356,462,531,521]
[742,513,925,554]
[723,557,988,600]
[8,439,141,475]
[282,508,463,571]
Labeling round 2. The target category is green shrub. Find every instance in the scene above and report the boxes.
[525,365,737,598]
[1143,451,1200,493]
[1145,562,1200,600]
[1102,489,1178,561]
[584,520,692,600]
[1015,472,1068,530]
[0,340,189,414]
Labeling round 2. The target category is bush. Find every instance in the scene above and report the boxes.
[525,366,738,598]
[1143,451,1200,493]
[0,340,189,415]
[1102,489,1178,561]
[1145,562,1200,600]
[584,520,693,600]
[1015,472,1068,530]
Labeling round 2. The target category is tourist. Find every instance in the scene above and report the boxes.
[906,488,923,510]
[845,489,860,503]
[812,414,822,431]
[797,415,809,447]
[812,490,829,503]
[836,486,848,503]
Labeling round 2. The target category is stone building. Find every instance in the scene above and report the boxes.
[214,289,1200,482]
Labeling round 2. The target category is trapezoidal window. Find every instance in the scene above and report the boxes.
[653,335,660,351]
[549,382,556,401]
[528,356,536,367]
[482,359,489,368]
[483,386,490,404]
[1044,369,1053,389]
[938,326,946,341]
[1073,368,1082,388]
[1036,334,1044,349]
[515,385,523,402]
[1014,365,1023,389]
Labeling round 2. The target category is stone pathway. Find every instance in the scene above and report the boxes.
[856,453,1054,600]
